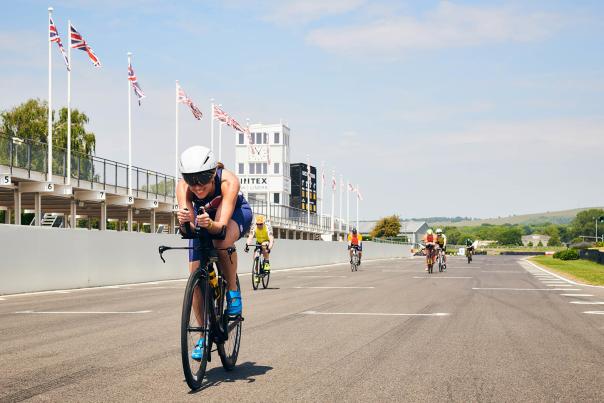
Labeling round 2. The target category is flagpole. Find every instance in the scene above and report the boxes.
[66,19,71,185]
[319,161,324,230]
[175,80,179,196]
[346,180,350,233]
[47,7,53,182]
[356,184,360,230]
[219,121,223,161]
[338,173,343,237]
[210,99,214,150]
[330,169,335,234]
[127,52,132,197]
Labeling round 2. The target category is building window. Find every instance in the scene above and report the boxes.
[250,133,255,144]
[263,132,268,144]
[274,132,280,144]
[255,132,262,144]
[238,163,244,174]
[249,163,255,174]
[274,163,280,174]
[238,132,244,145]
[273,193,280,204]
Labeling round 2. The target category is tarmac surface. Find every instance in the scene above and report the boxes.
[1,255,603,402]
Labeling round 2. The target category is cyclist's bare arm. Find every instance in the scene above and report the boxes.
[210,169,239,235]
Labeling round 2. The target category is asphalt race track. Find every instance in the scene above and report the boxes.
[1,255,603,402]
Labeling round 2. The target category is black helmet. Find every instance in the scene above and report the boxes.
[352,227,357,234]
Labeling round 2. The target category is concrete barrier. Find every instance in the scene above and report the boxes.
[0,225,410,295]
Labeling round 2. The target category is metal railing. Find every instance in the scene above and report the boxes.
[248,198,349,234]
[0,134,176,199]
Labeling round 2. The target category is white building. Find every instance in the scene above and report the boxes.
[235,123,291,206]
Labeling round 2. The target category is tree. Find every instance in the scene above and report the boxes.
[495,227,523,246]
[547,233,561,246]
[570,209,604,239]
[1,98,96,155]
[370,215,401,238]
[537,241,543,247]
[527,241,534,247]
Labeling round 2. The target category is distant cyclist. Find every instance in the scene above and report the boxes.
[348,227,363,265]
[465,238,475,254]
[422,229,436,271]
[245,214,274,272]
[436,228,447,268]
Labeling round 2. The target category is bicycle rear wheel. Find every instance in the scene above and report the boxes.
[261,263,270,289]
[251,257,260,290]
[181,268,211,390]
[218,276,242,371]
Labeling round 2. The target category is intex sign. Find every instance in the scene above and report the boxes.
[240,177,269,191]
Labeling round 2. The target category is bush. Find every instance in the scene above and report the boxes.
[537,241,543,247]
[553,249,579,260]
[527,241,534,247]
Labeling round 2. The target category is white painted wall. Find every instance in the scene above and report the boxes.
[0,225,410,295]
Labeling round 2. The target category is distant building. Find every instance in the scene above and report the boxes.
[522,234,550,246]
[357,219,428,244]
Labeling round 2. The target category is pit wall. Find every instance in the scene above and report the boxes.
[0,225,410,295]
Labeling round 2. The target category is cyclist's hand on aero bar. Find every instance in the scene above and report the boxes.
[177,207,194,225]
[195,210,211,229]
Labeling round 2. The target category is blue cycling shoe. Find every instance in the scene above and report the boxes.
[226,290,242,316]
[191,338,205,361]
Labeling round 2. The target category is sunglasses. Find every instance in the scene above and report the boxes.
[182,169,216,186]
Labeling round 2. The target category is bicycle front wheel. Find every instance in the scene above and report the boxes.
[181,268,211,390]
[251,257,260,290]
[218,276,242,371]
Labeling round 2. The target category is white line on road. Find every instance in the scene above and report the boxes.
[560,294,594,297]
[473,288,582,291]
[569,301,604,305]
[287,276,348,278]
[413,276,472,279]
[301,311,450,317]
[523,260,604,289]
[546,284,574,287]
[583,311,604,315]
[14,310,152,314]
[293,286,375,289]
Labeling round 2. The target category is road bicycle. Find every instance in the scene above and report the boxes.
[466,247,473,264]
[424,244,435,274]
[246,243,270,290]
[159,210,243,391]
[350,246,360,272]
[437,247,447,272]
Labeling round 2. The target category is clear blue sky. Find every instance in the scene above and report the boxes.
[1,0,603,219]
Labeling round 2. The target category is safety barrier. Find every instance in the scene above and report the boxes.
[579,248,604,265]
[0,225,411,295]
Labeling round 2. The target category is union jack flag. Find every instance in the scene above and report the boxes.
[213,105,228,123]
[177,83,203,120]
[228,117,245,133]
[348,183,355,192]
[70,24,101,67]
[332,175,337,191]
[128,61,145,105]
[49,17,70,71]
[357,187,363,201]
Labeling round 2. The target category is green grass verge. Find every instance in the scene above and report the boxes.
[530,255,604,286]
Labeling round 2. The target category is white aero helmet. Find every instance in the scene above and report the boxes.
[436,228,442,234]
[179,145,217,185]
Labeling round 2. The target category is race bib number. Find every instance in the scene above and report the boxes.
[1,175,10,185]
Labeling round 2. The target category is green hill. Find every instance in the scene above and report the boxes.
[429,207,604,227]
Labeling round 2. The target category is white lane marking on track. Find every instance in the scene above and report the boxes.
[14,310,152,314]
[583,311,604,315]
[473,288,583,291]
[293,286,375,289]
[546,284,574,287]
[569,301,604,305]
[0,297,5,301]
[287,276,347,278]
[413,276,472,279]
[302,311,450,317]
[560,294,594,297]
[523,260,604,289]
[481,270,522,273]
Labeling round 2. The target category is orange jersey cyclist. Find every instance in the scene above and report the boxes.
[348,227,363,265]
